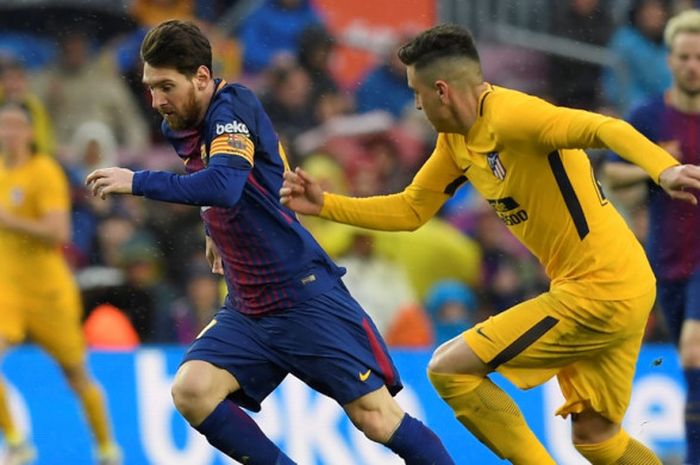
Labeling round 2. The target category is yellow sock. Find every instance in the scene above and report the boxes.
[575,429,662,464]
[428,370,556,465]
[76,382,113,448]
[0,377,22,445]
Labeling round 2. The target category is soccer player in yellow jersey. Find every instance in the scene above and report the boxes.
[281,24,700,465]
[0,103,121,465]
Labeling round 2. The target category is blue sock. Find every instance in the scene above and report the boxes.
[685,368,700,465]
[194,400,296,465]
[385,414,455,465]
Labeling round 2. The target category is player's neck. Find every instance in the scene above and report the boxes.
[196,80,217,125]
[668,86,700,113]
[2,148,31,168]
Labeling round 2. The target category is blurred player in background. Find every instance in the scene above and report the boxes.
[605,9,700,465]
[281,23,700,465]
[0,103,121,465]
[86,20,455,465]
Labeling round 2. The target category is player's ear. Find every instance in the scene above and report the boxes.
[194,65,211,91]
[435,80,449,103]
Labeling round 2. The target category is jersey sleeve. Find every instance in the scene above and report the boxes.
[320,134,463,231]
[491,91,679,183]
[36,158,70,214]
[205,93,257,168]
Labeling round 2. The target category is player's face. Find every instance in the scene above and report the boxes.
[407,65,452,132]
[669,32,700,96]
[0,107,33,155]
[143,63,202,130]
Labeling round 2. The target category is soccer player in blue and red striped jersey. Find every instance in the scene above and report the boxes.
[606,9,700,464]
[86,20,454,465]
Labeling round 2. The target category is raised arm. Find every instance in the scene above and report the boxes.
[494,92,700,202]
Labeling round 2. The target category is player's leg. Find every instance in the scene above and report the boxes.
[59,363,120,465]
[343,385,454,465]
[28,287,119,465]
[271,284,455,465]
[558,288,661,464]
[175,310,296,465]
[680,271,700,465]
[0,295,36,464]
[428,331,555,465]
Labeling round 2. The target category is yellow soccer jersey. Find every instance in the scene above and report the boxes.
[321,86,680,300]
[0,154,74,297]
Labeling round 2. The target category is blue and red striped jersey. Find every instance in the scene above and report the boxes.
[612,93,700,281]
[159,80,345,314]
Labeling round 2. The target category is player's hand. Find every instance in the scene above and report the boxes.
[205,235,224,275]
[659,164,700,205]
[85,167,134,199]
[280,167,324,216]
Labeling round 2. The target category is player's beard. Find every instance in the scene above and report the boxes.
[678,79,700,98]
[162,85,200,130]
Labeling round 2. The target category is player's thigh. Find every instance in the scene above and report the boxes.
[264,284,403,407]
[27,287,86,368]
[428,333,491,376]
[464,288,654,391]
[181,309,287,413]
[556,289,656,424]
[173,360,240,400]
[463,291,567,389]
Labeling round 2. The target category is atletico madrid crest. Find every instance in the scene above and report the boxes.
[487,152,506,181]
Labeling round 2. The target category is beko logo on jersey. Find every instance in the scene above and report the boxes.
[215,120,250,135]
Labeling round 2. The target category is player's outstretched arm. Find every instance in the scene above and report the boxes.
[659,164,700,205]
[280,167,324,216]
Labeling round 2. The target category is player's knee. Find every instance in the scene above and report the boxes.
[61,364,90,392]
[571,411,618,444]
[350,408,400,443]
[345,392,404,443]
[427,369,482,401]
[171,366,215,418]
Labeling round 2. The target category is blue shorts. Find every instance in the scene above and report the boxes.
[182,283,403,412]
[657,268,700,344]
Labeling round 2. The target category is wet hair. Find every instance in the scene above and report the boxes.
[664,9,700,48]
[397,24,480,71]
[140,19,212,77]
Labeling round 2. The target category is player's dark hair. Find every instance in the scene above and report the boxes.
[398,24,480,70]
[140,20,212,77]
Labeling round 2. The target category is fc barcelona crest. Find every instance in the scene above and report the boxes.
[487,152,506,181]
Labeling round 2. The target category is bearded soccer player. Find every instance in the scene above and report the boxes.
[281,23,700,465]
[605,9,700,465]
[85,20,454,465]
[0,102,121,465]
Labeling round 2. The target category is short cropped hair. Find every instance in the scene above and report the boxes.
[140,20,212,77]
[397,24,480,70]
[664,9,700,48]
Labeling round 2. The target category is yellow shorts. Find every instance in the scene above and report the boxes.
[464,286,656,424]
[0,286,86,368]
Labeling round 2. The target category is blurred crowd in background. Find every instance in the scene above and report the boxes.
[0,0,696,349]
